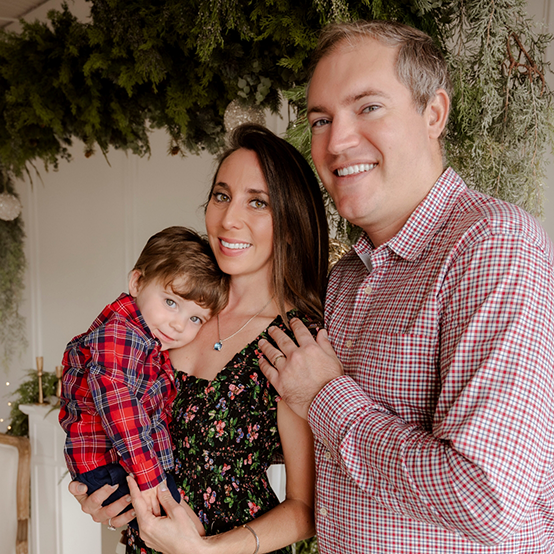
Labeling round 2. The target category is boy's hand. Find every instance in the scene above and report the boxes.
[141,484,162,517]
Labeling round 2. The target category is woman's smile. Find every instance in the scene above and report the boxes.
[219,238,252,250]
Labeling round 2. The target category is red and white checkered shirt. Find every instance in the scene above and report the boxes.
[310,168,554,553]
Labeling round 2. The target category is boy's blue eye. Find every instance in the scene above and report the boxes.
[165,298,176,307]
[190,315,203,324]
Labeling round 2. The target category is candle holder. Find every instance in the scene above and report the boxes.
[36,356,44,404]
[55,365,63,400]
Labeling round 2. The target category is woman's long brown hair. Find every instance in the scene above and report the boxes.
[207,124,329,323]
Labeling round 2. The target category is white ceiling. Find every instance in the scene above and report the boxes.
[0,0,50,27]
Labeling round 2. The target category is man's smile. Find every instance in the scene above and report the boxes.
[335,163,377,177]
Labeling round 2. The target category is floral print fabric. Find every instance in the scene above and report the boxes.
[127,310,318,554]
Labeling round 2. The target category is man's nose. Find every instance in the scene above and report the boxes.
[327,115,361,155]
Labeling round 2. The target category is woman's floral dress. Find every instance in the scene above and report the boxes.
[127,310,319,554]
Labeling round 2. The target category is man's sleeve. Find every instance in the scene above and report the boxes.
[309,230,554,545]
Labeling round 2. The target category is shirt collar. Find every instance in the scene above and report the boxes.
[354,167,466,264]
[92,292,144,330]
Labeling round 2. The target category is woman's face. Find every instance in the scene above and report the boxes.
[205,148,274,281]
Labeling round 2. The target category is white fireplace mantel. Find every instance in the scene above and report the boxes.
[20,404,101,554]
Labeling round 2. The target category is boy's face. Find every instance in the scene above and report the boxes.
[129,271,212,351]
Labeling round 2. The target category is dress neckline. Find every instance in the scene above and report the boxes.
[175,309,298,385]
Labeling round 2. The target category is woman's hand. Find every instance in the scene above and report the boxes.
[67,480,135,529]
[128,476,206,553]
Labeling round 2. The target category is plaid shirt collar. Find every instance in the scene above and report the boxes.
[354,167,466,265]
[91,292,147,333]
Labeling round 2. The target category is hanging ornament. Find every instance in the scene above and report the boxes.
[0,191,22,221]
[224,99,266,133]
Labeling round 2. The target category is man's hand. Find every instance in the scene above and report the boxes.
[258,318,344,420]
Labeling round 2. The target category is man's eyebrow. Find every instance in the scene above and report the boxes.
[347,89,392,103]
[308,88,392,115]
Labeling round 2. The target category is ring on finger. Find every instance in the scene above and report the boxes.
[273,354,286,366]
[107,518,116,531]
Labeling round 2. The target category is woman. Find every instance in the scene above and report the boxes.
[70,123,329,554]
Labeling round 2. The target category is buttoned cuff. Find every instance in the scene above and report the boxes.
[123,452,166,491]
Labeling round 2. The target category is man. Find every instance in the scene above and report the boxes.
[259,20,554,553]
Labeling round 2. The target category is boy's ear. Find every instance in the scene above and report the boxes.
[128,269,143,298]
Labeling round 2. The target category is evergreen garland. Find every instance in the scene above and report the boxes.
[444,0,552,217]
[0,169,26,373]
[0,0,547,214]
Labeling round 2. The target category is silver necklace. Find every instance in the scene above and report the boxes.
[214,296,274,351]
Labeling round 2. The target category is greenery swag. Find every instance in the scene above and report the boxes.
[0,170,26,372]
[0,1,551,364]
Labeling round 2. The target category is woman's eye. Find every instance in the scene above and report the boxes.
[212,191,230,203]
[165,298,176,308]
[190,315,203,325]
[249,199,268,209]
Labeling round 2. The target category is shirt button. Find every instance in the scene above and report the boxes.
[319,507,328,517]
[364,285,372,295]
[345,340,353,349]
[324,451,332,461]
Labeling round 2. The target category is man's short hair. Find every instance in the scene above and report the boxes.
[309,20,452,123]
[132,226,229,316]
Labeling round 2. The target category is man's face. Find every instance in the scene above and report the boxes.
[307,38,445,245]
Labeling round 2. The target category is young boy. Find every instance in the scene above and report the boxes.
[59,226,228,530]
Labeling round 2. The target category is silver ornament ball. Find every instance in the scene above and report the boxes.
[224,99,266,133]
[0,192,22,221]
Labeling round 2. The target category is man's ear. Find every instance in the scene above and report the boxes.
[128,269,143,298]
[426,88,450,140]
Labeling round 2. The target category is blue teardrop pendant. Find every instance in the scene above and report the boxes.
[213,341,223,351]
